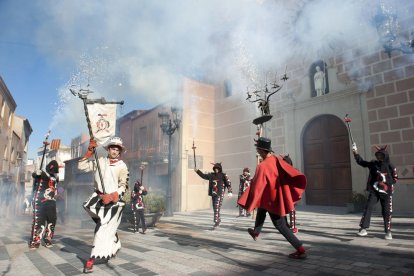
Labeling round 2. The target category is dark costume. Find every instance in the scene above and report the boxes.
[238,168,251,217]
[354,145,397,237]
[131,181,147,233]
[29,160,59,249]
[195,163,232,229]
[238,137,307,259]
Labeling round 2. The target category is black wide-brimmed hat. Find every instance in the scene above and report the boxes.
[255,137,273,152]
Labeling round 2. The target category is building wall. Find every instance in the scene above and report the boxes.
[214,86,259,208]
[120,107,168,190]
[0,77,16,176]
[112,52,414,215]
[251,4,414,213]
[181,78,217,211]
[196,1,414,213]
[0,78,35,217]
[262,52,414,213]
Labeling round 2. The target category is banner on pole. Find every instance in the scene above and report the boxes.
[87,103,117,145]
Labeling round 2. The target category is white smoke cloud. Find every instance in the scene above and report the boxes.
[16,0,409,141]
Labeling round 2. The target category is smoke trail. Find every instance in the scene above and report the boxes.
[19,0,410,139]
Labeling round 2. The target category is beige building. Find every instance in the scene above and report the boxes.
[0,77,17,177]
[0,77,33,216]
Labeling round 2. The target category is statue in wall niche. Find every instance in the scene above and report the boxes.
[311,61,329,97]
[314,66,325,96]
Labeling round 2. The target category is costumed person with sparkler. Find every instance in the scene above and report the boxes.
[238,137,307,259]
[194,163,233,230]
[353,143,397,240]
[131,180,147,234]
[29,160,59,249]
[80,137,129,273]
[238,167,251,217]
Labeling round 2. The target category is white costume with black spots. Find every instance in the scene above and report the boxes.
[80,157,129,259]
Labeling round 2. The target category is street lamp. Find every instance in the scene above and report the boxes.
[158,107,181,217]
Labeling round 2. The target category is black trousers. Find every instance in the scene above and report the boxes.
[254,207,302,249]
[212,192,224,224]
[32,201,57,244]
[360,190,393,233]
[133,208,146,232]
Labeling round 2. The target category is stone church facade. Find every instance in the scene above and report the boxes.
[211,54,414,214]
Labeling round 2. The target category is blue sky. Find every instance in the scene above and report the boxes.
[0,1,72,158]
[0,0,389,159]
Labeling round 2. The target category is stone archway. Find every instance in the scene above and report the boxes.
[303,114,352,206]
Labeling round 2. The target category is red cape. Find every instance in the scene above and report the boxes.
[237,155,306,216]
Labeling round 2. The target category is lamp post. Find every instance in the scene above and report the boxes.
[158,107,181,217]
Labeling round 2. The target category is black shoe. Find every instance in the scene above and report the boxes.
[248,228,259,241]
[211,222,220,230]
[44,240,53,248]
[288,250,307,259]
[29,243,40,250]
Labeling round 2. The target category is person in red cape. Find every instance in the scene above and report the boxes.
[238,137,307,259]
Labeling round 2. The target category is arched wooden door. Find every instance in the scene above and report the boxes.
[303,115,352,206]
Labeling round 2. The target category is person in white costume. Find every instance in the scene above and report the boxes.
[80,137,129,273]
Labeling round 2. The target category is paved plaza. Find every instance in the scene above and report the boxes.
[0,206,413,275]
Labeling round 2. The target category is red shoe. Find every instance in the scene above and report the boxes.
[247,228,259,241]
[289,246,307,259]
[83,258,94,273]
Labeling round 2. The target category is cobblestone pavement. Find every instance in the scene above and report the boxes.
[0,206,413,275]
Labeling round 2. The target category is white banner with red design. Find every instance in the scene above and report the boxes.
[87,103,117,145]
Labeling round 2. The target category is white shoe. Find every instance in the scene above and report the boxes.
[385,232,392,240]
[357,229,368,236]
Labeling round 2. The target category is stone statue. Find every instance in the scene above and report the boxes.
[314,65,325,96]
